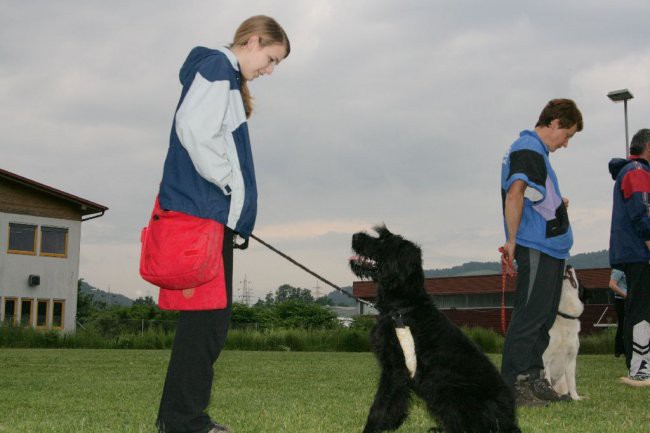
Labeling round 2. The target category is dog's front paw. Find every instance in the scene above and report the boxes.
[428,427,443,433]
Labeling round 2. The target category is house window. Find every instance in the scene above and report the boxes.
[52,300,65,329]
[40,226,68,257]
[3,298,17,324]
[20,298,34,326]
[36,300,49,328]
[8,223,37,255]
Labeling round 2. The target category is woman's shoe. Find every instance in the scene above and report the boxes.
[206,422,231,433]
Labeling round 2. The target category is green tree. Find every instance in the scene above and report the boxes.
[315,295,335,306]
[133,296,156,306]
[272,300,337,329]
[275,284,314,303]
[76,279,95,322]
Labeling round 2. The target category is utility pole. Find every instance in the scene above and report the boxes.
[239,274,252,306]
[313,280,321,300]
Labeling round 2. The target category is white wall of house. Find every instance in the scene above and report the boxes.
[0,211,81,332]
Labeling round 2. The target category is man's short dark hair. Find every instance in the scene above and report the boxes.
[630,128,650,156]
[535,98,584,131]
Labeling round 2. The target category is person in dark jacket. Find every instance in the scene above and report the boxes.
[609,128,650,387]
[156,16,290,433]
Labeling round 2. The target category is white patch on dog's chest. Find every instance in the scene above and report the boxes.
[395,326,417,378]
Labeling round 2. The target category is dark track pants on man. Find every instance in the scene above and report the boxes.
[157,228,234,433]
[501,246,564,387]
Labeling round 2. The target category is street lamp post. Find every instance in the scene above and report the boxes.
[607,88,634,157]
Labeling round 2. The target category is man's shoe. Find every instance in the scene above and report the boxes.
[206,422,231,433]
[528,372,564,402]
[513,375,549,407]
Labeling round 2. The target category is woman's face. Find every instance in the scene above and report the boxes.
[238,37,287,81]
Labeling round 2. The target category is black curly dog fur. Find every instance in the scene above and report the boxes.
[350,226,521,433]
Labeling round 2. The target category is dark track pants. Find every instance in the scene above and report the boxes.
[501,246,564,387]
[157,228,234,433]
[622,263,650,375]
[614,297,626,356]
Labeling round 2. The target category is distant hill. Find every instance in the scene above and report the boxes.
[566,249,609,269]
[424,250,609,278]
[425,261,500,278]
[79,280,133,307]
[323,286,356,307]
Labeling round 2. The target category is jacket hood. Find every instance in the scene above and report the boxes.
[179,46,215,86]
[609,156,650,180]
[609,158,631,180]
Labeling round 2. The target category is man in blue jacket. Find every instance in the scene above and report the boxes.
[500,99,583,406]
[609,128,650,387]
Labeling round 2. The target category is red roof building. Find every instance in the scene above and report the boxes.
[352,268,616,334]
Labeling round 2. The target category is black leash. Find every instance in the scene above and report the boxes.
[246,233,376,309]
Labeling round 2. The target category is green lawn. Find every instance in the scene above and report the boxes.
[0,349,648,433]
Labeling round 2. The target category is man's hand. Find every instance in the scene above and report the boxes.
[500,241,517,276]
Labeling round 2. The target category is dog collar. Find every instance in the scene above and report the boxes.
[557,311,579,320]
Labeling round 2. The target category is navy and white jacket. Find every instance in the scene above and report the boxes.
[609,156,650,268]
[159,46,257,238]
[501,130,572,259]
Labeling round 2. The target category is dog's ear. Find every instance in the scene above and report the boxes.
[565,265,578,289]
[374,224,391,238]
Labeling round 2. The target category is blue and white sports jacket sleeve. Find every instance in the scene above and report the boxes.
[174,72,233,196]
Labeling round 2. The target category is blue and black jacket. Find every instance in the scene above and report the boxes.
[501,130,572,259]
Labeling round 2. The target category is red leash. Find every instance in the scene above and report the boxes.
[498,247,517,335]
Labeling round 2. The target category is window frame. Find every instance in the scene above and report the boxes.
[40,226,69,258]
[20,298,34,327]
[36,299,50,329]
[7,223,37,255]
[52,300,65,330]
[3,298,18,325]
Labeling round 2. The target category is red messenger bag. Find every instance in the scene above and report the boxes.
[139,197,227,310]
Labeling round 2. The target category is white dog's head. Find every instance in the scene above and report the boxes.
[559,265,584,318]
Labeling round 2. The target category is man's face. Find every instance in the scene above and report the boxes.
[546,119,578,152]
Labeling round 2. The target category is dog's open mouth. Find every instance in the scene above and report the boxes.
[349,254,378,279]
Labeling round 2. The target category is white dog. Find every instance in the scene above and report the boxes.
[542,265,584,400]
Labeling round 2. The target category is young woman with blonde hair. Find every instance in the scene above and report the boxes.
[156,16,290,433]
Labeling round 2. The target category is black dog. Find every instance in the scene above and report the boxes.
[350,226,521,433]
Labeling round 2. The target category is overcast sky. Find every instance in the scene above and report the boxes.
[2,1,649,302]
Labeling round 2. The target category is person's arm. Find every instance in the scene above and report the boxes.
[620,168,650,244]
[502,179,527,263]
[608,278,627,298]
[175,71,234,196]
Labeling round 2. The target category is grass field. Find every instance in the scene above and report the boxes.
[0,349,648,433]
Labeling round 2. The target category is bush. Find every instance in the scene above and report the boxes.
[232,300,339,330]
[580,327,615,354]
[1,320,617,355]
[224,328,370,352]
[350,315,376,330]
[462,326,504,353]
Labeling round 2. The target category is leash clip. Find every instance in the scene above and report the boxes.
[391,311,406,328]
